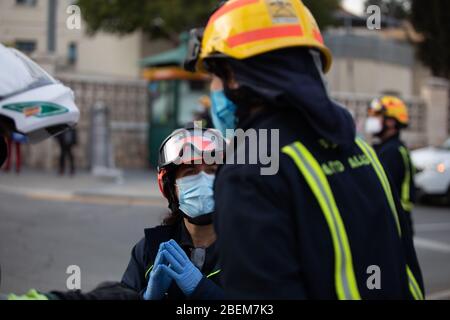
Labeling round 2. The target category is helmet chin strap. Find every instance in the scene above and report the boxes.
[374,118,391,139]
[183,212,214,226]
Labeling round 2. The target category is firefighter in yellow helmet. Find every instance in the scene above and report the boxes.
[366,96,416,232]
[185,0,423,299]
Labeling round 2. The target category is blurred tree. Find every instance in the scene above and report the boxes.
[302,0,340,28]
[364,0,410,19]
[410,0,450,79]
[77,0,341,44]
[76,0,219,44]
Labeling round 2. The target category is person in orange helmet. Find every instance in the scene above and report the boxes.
[366,95,416,232]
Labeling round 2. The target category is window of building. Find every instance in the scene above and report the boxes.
[68,42,78,65]
[15,40,37,55]
[16,0,37,6]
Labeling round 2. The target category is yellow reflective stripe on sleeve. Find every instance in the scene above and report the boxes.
[407,266,424,300]
[207,269,221,278]
[399,146,414,212]
[355,138,423,300]
[144,265,153,279]
[146,265,220,280]
[355,138,402,236]
[282,142,361,300]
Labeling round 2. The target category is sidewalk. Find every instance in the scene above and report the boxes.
[0,168,164,204]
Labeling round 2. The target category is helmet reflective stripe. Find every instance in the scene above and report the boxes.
[226,25,304,48]
[282,142,361,300]
[355,138,423,300]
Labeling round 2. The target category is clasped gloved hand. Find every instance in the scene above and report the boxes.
[8,289,48,300]
[159,240,203,297]
[143,243,173,300]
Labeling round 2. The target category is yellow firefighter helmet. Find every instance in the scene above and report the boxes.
[369,96,410,127]
[194,0,332,73]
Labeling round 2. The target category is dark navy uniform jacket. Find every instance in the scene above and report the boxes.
[121,221,223,300]
[214,108,424,299]
[374,135,416,230]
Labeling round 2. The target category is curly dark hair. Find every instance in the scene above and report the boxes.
[162,209,183,226]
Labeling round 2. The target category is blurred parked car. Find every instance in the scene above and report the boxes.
[412,138,450,203]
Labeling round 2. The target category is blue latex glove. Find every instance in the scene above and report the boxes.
[159,240,203,297]
[143,243,173,300]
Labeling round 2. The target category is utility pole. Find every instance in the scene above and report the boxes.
[47,0,58,53]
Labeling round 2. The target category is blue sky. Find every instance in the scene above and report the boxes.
[342,0,365,15]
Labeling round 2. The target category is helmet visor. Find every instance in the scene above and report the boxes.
[0,47,57,100]
[159,128,226,167]
[368,99,384,117]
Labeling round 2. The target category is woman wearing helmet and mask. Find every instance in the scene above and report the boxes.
[121,125,226,300]
[7,126,226,301]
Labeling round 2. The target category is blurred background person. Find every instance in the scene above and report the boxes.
[3,132,26,174]
[56,127,77,176]
[365,96,416,232]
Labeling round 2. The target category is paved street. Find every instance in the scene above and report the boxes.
[413,205,450,299]
[0,191,167,294]
[0,189,449,299]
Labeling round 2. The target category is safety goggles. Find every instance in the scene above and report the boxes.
[367,101,385,118]
[159,128,226,168]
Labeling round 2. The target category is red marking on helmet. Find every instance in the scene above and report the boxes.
[209,0,259,24]
[179,136,215,151]
[226,25,303,48]
[157,169,167,198]
[313,29,323,44]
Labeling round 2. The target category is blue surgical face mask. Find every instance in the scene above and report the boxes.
[176,171,215,219]
[210,90,237,138]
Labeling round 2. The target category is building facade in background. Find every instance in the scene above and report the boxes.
[1,2,446,171]
[0,0,171,79]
